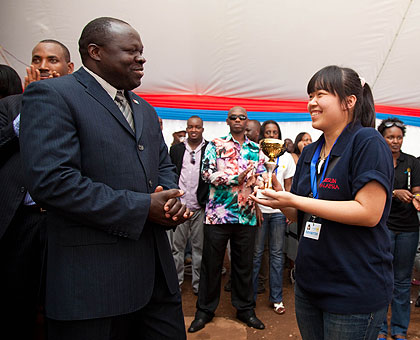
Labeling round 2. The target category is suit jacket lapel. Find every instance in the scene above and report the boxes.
[73,68,135,137]
[127,92,144,141]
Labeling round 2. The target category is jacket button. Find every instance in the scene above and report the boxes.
[149,180,153,187]
[20,186,26,193]
[138,144,144,151]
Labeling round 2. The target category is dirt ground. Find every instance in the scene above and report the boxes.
[181,256,420,340]
[33,256,420,340]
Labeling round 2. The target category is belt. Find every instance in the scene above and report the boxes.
[22,204,47,213]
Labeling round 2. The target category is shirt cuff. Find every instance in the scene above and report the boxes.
[13,113,20,137]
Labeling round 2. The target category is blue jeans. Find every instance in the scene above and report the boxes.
[252,212,286,303]
[380,230,419,337]
[295,284,387,340]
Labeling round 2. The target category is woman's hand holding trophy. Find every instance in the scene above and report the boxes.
[255,138,286,199]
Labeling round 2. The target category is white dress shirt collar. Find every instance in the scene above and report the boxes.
[83,66,119,100]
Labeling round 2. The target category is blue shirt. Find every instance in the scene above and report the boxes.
[13,114,36,206]
[292,122,394,314]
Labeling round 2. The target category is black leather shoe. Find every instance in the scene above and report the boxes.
[188,315,212,333]
[237,314,265,330]
[416,295,420,307]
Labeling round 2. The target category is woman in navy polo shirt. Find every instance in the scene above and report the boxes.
[377,118,420,340]
[251,65,394,340]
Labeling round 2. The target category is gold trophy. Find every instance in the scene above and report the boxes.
[259,138,286,195]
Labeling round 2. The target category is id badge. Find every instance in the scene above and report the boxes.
[303,221,322,240]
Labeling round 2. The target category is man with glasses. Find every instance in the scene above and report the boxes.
[188,106,265,333]
[169,115,208,295]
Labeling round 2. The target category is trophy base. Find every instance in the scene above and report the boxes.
[256,188,275,200]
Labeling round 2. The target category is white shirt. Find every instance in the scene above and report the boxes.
[259,151,296,214]
[83,66,118,100]
[179,140,205,210]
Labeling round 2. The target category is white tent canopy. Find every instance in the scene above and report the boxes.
[1,0,419,154]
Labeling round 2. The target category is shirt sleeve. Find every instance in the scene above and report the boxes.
[409,155,420,188]
[283,152,296,180]
[201,140,239,186]
[13,113,20,137]
[351,132,394,198]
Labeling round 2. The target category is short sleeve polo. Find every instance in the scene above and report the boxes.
[291,122,394,314]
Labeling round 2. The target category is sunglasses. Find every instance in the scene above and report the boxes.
[190,151,196,164]
[228,115,247,121]
[384,121,404,128]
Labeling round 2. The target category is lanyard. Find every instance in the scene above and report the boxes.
[310,138,335,199]
[310,123,349,199]
[274,156,280,175]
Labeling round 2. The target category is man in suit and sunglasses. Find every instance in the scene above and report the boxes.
[188,106,266,333]
[169,115,208,295]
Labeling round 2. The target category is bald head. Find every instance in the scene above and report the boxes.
[245,119,261,143]
[79,17,129,63]
[228,106,247,116]
[79,17,146,90]
[226,106,248,136]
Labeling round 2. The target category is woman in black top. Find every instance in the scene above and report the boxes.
[377,118,420,340]
[252,65,394,340]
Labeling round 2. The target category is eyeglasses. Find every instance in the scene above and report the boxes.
[228,115,247,121]
[384,121,404,128]
[190,151,196,164]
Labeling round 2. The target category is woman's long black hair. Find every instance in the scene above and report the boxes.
[307,65,375,127]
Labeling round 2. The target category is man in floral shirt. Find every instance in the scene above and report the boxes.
[188,106,265,333]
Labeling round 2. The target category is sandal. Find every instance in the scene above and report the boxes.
[377,334,386,340]
[273,302,285,314]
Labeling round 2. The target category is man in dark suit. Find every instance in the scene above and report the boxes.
[20,17,191,340]
[169,115,209,295]
[0,39,74,339]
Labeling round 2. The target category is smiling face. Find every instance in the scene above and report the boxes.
[383,126,403,154]
[31,42,73,79]
[307,89,351,134]
[94,22,146,90]
[186,117,204,143]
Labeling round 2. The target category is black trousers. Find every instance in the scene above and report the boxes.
[0,205,47,339]
[196,223,256,318]
[47,247,186,340]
